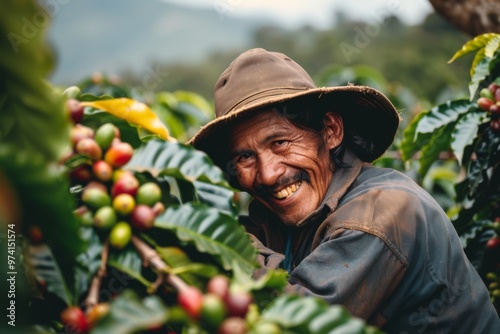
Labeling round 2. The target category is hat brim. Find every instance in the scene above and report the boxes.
[188,85,401,169]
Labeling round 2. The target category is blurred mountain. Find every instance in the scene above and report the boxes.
[47,0,266,85]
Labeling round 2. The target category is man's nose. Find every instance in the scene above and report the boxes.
[255,153,285,186]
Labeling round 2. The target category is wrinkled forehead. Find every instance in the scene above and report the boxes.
[229,107,299,142]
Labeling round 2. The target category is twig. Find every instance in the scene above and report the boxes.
[84,239,110,309]
[131,235,189,292]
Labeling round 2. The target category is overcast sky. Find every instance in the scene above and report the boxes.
[163,0,435,28]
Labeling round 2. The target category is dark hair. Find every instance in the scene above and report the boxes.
[272,95,377,167]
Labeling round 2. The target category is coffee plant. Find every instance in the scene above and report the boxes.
[1,1,381,333]
[401,33,500,312]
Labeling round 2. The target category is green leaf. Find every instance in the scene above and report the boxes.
[128,140,228,186]
[448,33,500,64]
[127,140,237,214]
[470,57,491,99]
[108,244,143,274]
[29,245,72,306]
[451,111,488,165]
[173,90,213,120]
[74,227,103,299]
[255,294,382,334]
[400,111,428,161]
[0,82,70,162]
[152,91,212,142]
[107,260,153,289]
[0,146,84,270]
[156,246,212,286]
[155,203,257,274]
[91,290,168,334]
[414,100,474,136]
[418,123,454,178]
[484,34,500,59]
[1,1,69,162]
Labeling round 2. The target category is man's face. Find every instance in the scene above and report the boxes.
[229,109,342,226]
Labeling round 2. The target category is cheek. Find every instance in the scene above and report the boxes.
[234,167,255,189]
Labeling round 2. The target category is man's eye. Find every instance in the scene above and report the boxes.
[237,152,253,162]
[241,153,252,160]
[273,140,288,148]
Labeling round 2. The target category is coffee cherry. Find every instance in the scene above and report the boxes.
[94,123,118,150]
[200,294,227,329]
[74,206,93,227]
[225,290,253,318]
[112,169,134,183]
[495,87,500,102]
[76,138,102,161]
[130,204,155,230]
[480,88,495,100]
[66,99,84,124]
[486,236,500,249]
[252,322,282,334]
[490,104,500,119]
[113,193,135,215]
[478,97,494,111]
[136,182,162,206]
[218,317,248,334]
[69,164,93,183]
[86,303,109,328]
[63,86,81,100]
[486,272,498,281]
[93,206,117,230]
[111,174,139,198]
[105,142,134,168]
[489,83,500,95]
[28,225,44,245]
[206,275,230,301]
[60,306,89,333]
[177,286,203,319]
[109,222,132,249]
[85,181,108,193]
[491,120,500,134]
[92,160,113,182]
[82,187,111,210]
[70,125,94,147]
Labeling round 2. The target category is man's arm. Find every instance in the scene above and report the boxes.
[285,228,406,326]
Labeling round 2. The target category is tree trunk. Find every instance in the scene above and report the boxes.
[429,0,500,36]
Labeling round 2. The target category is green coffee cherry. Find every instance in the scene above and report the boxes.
[109,222,132,249]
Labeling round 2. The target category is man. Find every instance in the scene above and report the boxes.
[188,48,500,332]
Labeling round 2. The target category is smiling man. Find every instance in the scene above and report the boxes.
[188,48,500,332]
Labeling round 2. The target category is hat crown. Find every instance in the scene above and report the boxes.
[214,48,317,117]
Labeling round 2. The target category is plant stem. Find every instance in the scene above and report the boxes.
[131,235,190,292]
[84,239,109,309]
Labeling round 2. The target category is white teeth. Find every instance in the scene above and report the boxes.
[274,182,301,199]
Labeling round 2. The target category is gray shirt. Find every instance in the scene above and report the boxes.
[242,149,500,333]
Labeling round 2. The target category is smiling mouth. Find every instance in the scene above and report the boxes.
[273,182,301,200]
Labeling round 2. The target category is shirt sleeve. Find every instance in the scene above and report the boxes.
[285,228,406,324]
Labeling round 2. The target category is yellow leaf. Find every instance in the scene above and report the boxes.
[81,98,174,142]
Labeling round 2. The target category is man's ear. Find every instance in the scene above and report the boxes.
[324,112,344,149]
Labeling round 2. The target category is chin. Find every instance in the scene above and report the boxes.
[278,213,307,227]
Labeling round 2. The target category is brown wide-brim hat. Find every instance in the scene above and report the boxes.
[188,48,401,169]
